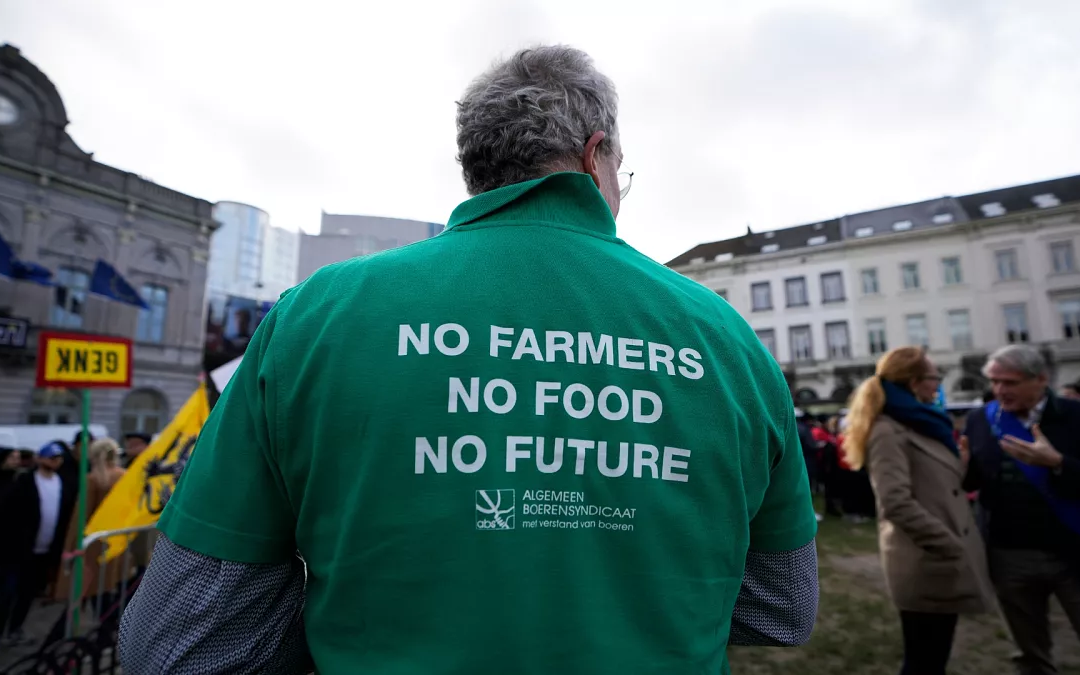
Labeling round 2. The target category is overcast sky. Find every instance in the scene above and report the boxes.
[3,0,1078,263]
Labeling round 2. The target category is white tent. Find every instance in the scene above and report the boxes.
[0,424,110,452]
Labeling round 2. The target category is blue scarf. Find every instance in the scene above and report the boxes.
[881,379,959,456]
[984,401,1080,536]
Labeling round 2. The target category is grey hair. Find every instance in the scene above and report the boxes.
[455,45,620,196]
[983,344,1048,379]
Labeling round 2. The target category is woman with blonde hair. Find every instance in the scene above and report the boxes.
[54,437,127,606]
[845,346,993,675]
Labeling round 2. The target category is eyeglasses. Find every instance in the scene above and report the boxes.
[618,170,634,199]
[609,147,633,199]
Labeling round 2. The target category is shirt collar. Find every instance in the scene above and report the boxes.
[445,172,617,238]
[1023,397,1048,428]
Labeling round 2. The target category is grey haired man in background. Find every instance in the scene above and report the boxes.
[963,345,1080,675]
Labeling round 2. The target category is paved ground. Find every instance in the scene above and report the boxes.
[0,599,66,669]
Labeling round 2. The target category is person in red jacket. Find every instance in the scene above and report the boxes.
[815,418,841,516]
[835,417,875,521]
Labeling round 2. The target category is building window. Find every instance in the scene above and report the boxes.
[821,272,845,303]
[942,257,963,286]
[861,268,879,295]
[27,388,79,425]
[789,325,814,363]
[1033,193,1061,208]
[906,314,929,348]
[136,284,169,343]
[901,263,920,290]
[996,249,1020,281]
[825,322,851,359]
[1059,299,1080,339]
[120,389,168,436]
[947,309,973,351]
[714,289,728,301]
[751,282,772,311]
[755,329,776,359]
[1003,304,1029,343]
[1051,241,1075,274]
[867,319,888,356]
[785,277,808,307]
[51,266,90,329]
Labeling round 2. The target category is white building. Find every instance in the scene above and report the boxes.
[208,201,298,303]
[669,174,1080,405]
[260,223,300,301]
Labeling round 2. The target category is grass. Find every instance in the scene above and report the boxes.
[728,513,1080,674]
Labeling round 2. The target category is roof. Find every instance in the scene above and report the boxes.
[0,44,68,128]
[841,197,968,240]
[667,173,1080,269]
[0,43,214,223]
[957,174,1080,221]
[666,218,842,267]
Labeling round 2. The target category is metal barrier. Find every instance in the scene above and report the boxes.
[62,523,158,640]
[0,523,158,675]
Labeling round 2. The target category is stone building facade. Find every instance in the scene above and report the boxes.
[669,174,1080,407]
[0,44,215,438]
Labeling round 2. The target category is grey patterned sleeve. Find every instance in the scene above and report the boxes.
[118,534,312,675]
[728,539,819,647]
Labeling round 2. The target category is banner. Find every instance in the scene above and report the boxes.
[204,292,273,360]
[86,383,210,561]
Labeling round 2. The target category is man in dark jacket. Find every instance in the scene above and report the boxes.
[123,433,152,468]
[0,442,75,644]
[963,345,1080,675]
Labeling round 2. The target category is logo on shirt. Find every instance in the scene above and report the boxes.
[476,489,515,530]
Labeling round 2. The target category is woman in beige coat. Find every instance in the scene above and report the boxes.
[844,346,994,675]
[54,438,127,605]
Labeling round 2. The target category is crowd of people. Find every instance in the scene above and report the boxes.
[0,430,152,648]
[797,410,876,523]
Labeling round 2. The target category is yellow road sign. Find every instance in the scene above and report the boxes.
[36,331,132,388]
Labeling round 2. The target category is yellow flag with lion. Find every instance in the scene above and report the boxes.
[85,383,210,561]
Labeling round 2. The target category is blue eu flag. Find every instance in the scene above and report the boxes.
[90,260,149,310]
[0,232,53,285]
[934,382,947,411]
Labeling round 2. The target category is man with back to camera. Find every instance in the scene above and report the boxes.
[119,45,819,674]
[963,345,1080,675]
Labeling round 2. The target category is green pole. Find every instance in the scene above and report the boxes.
[71,388,90,636]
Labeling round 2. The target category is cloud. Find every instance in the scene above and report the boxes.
[2,0,1077,260]
[609,1,1080,257]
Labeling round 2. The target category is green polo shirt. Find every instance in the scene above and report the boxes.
[161,172,815,674]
